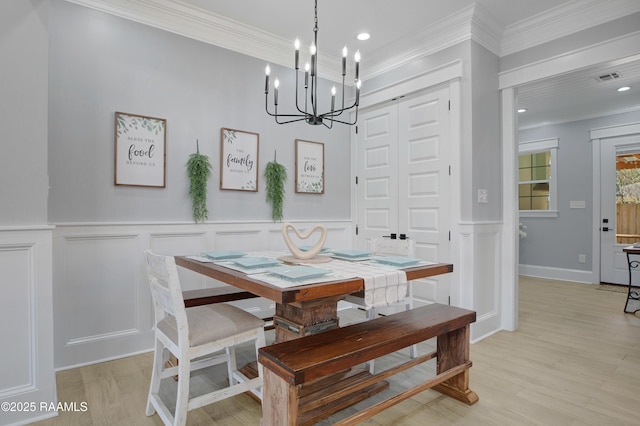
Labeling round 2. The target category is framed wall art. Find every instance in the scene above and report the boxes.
[114,111,166,187]
[295,139,324,194]
[220,128,259,191]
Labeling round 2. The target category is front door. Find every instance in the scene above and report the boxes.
[356,85,451,304]
[599,136,640,284]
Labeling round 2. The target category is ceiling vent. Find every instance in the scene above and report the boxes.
[594,72,621,82]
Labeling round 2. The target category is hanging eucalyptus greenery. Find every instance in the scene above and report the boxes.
[265,153,287,222]
[186,139,212,223]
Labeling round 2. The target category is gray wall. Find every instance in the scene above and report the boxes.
[48,0,351,223]
[0,0,49,225]
[470,41,501,222]
[519,110,640,271]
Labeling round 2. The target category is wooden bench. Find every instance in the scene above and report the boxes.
[258,303,478,426]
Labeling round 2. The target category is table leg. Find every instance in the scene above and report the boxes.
[239,298,344,398]
[432,324,479,405]
[273,298,342,342]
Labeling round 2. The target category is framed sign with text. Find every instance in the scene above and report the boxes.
[114,111,166,187]
[220,128,259,191]
[295,139,324,194]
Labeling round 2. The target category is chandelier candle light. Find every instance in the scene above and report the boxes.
[264,0,361,128]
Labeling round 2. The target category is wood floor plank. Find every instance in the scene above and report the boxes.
[30,276,640,425]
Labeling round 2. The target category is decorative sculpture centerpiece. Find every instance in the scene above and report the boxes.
[280,222,331,263]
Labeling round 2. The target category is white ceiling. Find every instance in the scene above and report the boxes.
[178,0,640,128]
[73,0,640,128]
[517,55,640,128]
[180,0,567,58]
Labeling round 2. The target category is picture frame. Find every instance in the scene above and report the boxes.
[114,111,166,187]
[220,128,259,191]
[295,139,324,194]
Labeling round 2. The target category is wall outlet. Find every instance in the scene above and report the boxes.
[478,189,488,204]
[578,254,586,263]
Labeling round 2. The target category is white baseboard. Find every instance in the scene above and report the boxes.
[519,264,594,284]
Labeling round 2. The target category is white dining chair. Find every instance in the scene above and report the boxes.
[344,237,418,372]
[144,250,266,426]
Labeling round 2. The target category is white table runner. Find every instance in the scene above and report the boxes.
[250,251,408,308]
[327,258,407,308]
[188,251,415,308]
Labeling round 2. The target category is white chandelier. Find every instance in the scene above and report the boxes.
[264,0,361,128]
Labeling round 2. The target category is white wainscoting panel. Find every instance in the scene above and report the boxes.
[63,234,140,344]
[0,227,57,425]
[458,222,503,342]
[0,245,33,392]
[214,229,265,252]
[150,231,208,291]
[53,228,152,369]
[53,221,352,369]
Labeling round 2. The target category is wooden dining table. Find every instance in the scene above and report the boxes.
[175,253,454,421]
[175,253,453,343]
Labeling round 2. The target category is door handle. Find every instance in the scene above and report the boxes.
[602,227,609,232]
[387,233,409,239]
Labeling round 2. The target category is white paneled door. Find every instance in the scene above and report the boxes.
[599,136,640,284]
[357,86,451,304]
[356,102,399,242]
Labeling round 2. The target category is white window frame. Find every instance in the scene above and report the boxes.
[518,138,558,217]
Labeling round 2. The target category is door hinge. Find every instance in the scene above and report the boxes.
[448,230,451,241]
[355,225,359,235]
[449,165,451,175]
[355,176,358,185]
[448,296,451,306]
[448,100,451,111]
[355,125,359,134]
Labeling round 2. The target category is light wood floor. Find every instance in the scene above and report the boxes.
[32,276,640,425]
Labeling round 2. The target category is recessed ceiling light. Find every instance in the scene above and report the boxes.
[357,33,370,41]
[618,86,631,92]
[517,108,527,113]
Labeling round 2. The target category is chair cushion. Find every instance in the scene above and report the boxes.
[158,303,264,347]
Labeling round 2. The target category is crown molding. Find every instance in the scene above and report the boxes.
[363,5,493,81]
[470,3,504,55]
[501,0,640,56]
[64,0,346,82]
[65,0,490,84]
[66,0,636,84]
